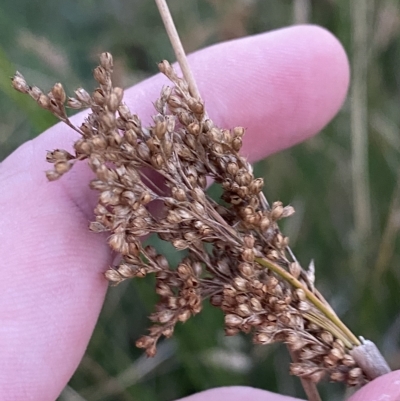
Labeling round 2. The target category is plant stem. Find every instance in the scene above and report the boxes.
[255,256,361,348]
[351,0,371,272]
[154,0,202,100]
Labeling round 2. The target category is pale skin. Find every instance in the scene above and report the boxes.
[0,25,398,401]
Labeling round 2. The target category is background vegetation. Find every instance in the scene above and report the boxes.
[1,0,400,400]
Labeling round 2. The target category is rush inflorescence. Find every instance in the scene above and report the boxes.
[13,52,378,388]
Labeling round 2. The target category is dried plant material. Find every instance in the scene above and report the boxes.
[12,52,388,389]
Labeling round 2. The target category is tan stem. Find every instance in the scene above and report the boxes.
[255,257,361,347]
[154,0,202,100]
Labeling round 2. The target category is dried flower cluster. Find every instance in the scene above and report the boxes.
[13,53,369,386]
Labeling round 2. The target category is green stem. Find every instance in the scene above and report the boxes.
[255,257,360,348]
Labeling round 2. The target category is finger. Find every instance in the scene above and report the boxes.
[177,386,301,401]
[349,371,400,401]
[0,24,349,400]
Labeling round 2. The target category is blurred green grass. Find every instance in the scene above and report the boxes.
[1,1,400,400]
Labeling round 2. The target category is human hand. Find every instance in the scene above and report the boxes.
[1,24,398,401]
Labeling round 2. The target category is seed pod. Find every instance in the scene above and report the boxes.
[51,83,66,104]
[46,170,60,181]
[233,126,245,137]
[225,314,243,327]
[232,137,242,151]
[104,268,123,283]
[99,52,113,71]
[178,310,191,322]
[187,97,204,114]
[37,94,51,109]
[67,97,82,109]
[54,161,72,175]
[93,66,108,85]
[238,262,253,277]
[154,119,168,139]
[187,122,200,135]
[271,201,284,220]
[12,72,29,93]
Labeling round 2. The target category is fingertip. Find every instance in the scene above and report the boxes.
[177,386,300,401]
[348,371,400,401]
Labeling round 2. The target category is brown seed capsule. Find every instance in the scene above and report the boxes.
[295,288,306,301]
[320,331,334,345]
[37,94,51,109]
[233,126,245,137]
[137,142,150,161]
[187,122,200,136]
[172,239,189,250]
[289,262,301,279]
[250,297,263,312]
[232,137,242,151]
[162,327,174,338]
[233,277,248,291]
[29,86,42,101]
[342,354,356,367]
[260,216,270,231]
[237,303,252,317]
[99,52,113,71]
[93,66,108,85]
[67,97,82,109]
[74,87,91,104]
[104,268,123,283]
[54,161,72,175]
[243,234,255,249]
[329,347,344,362]
[248,178,264,194]
[238,262,253,277]
[107,92,121,112]
[171,187,187,202]
[12,73,29,93]
[151,153,164,169]
[89,221,107,233]
[118,263,136,278]
[348,367,362,379]
[235,171,253,186]
[101,111,116,129]
[242,248,255,263]
[93,89,106,105]
[45,170,60,181]
[51,83,66,104]
[282,205,295,218]
[225,314,243,327]
[226,162,239,176]
[253,332,275,344]
[271,202,284,220]
[187,97,204,114]
[178,310,191,322]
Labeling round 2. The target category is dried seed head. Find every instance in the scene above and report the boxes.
[17,53,371,387]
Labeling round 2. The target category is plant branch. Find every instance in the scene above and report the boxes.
[154,0,202,100]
